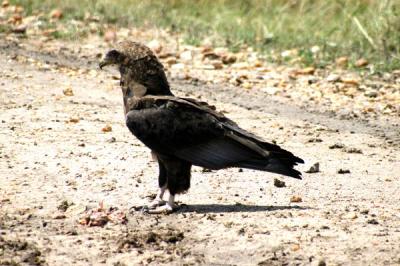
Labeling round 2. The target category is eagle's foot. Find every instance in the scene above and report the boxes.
[142,195,176,214]
[148,198,166,209]
[146,203,176,214]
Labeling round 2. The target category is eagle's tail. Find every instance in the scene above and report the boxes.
[236,154,303,179]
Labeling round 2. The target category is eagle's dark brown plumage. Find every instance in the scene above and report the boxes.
[100,41,304,213]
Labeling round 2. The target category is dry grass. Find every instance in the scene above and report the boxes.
[12,0,400,71]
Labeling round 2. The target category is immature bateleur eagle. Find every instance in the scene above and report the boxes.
[100,41,304,213]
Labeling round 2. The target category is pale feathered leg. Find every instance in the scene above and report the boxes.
[148,185,166,209]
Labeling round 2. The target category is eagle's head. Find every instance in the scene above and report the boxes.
[99,41,156,69]
[99,49,126,69]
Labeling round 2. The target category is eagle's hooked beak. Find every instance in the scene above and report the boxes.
[99,60,108,70]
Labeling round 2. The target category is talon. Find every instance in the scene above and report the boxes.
[141,206,150,213]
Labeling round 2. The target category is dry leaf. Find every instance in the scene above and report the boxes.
[355,58,368,67]
[69,117,79,123]
[165,57,177,65]
[63,87,74,96]
[291,244,300,251]
[290,195,302,203]
[2,0,9,8]
[341,78,359,86]
[102,125,112,132]
[336,56,348,66]
[212,61,223,70]
[294,67,315,75]
[221,54,237,64]
[50,9,63,19]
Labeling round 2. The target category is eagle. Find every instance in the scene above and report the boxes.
[99,41,304,214]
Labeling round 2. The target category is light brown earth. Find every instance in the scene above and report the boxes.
[0,36,399,266]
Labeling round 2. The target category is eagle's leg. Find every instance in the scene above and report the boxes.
[146,157,190,214]
[148,157,167,209]
[148,185,166,208]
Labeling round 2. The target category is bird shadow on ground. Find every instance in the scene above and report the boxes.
[176,204,309,214]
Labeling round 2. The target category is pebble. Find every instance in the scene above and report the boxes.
[306,162,320,173]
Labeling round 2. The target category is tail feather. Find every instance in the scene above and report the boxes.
[236,157,303,179]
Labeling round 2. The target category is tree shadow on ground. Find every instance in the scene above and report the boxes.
[176,203,309,214]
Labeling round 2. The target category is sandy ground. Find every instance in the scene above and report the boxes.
[0,38,400,266]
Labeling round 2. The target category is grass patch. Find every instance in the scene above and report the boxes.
[10,0,400,72]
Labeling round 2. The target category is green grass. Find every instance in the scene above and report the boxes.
[10,0,400,72]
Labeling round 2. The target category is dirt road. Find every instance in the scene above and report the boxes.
[0,38,399,266]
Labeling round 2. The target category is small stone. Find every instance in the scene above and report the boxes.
[367,219,379,225]
[344,147,362,154]
[337,169,350,174]
[12,24,27,34]
[53,213,66,219]
[305,162,320,173]
[329,143,344,149]
[326,74,341,82]
[104,30,117,42]
[171,63,185,70]
[343,212,358,219]
[147,39,162,53]
[307,138,323,143]
[310,46,320,54]
[107,137,116,143]
[365,90,378,98]
[273,178,286,188]
[180,50,193,62]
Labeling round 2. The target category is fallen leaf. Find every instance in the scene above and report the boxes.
[341,78,359,86]
[294,67,315,75]
[221,54,237,64]
[50,9,63,19]
[291,244,300,251]
[290,196,302,203]
[69,117,79,123]
[355,58,368,67]
[102,125,112,132]
[336,56,348,67]
[2,0,9,8]
[63,87,74,96]
[165,57,177,65]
